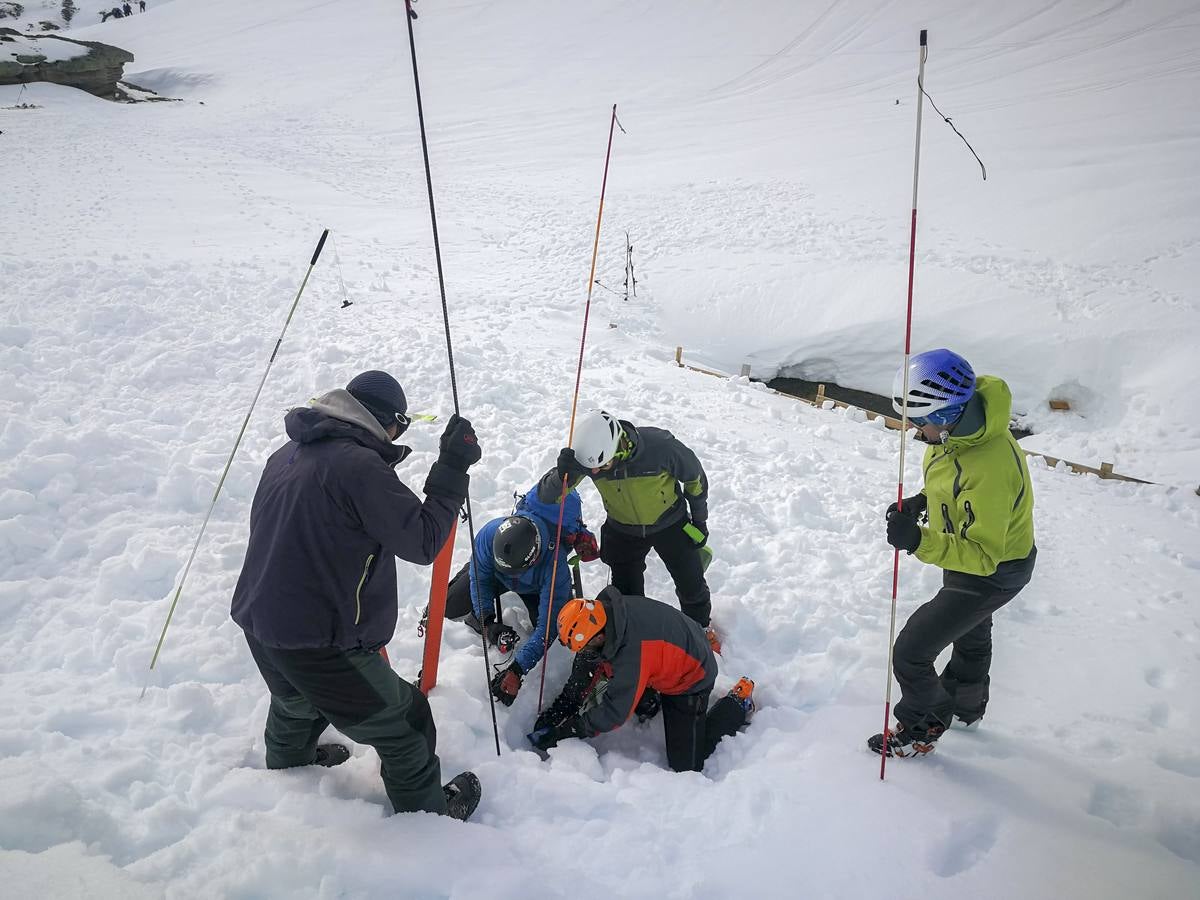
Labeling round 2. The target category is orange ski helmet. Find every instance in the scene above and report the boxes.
[557,597,607,652]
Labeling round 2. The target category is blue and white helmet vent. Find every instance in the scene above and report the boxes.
[892,349,975,421]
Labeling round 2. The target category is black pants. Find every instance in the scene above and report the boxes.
[661,691,748,772]
[443,562,539,626]
[600,519,711,627]
[893,548,1036,731]
[244,633,446,815]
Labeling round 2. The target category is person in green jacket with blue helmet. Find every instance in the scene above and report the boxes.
[869,349,1037,758]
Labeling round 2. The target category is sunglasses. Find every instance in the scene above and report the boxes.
[906,406,961,429]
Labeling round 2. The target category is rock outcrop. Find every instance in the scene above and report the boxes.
[0,27,133,100]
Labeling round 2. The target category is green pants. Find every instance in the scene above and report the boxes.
[245,633,447,815]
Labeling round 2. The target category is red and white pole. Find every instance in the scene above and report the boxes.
[881,28,928,781]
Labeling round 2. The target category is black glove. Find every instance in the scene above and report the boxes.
[438,414,481,473]
[556,446,588,480]
[634,688,661,723]
[886,493,927,522]
[886,510,922,554]
[690,519,709,548]
[489,661,523,707]
[483,616,519,655]
[527,716,585,752]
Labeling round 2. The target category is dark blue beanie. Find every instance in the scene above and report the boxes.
[346,370,407,428]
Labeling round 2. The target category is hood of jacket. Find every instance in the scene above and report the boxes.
[616,420,641,463]
[285,389,410,466]
[947,376,1012,450]
[596,585,630,663]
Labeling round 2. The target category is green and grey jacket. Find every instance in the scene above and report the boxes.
[915,376,1035,577]
[588,421,709,536]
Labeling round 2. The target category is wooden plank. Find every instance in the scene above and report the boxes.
[668,347,1153,485]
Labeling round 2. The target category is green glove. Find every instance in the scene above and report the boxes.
[682,522,713,572]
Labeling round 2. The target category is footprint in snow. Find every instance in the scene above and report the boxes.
[930,813,1000,878]
[1086,781,1149,828]
[1154,752,1200,778]
[1143,666,1174,689]
[1156,812,1200,865]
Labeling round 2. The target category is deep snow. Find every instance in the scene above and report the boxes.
[1,1,1198,898]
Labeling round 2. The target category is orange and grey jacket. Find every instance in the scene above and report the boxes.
[577,587,717,736]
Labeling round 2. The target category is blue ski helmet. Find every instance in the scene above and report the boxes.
[892,349,975,426]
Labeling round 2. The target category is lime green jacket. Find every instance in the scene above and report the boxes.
[914,376,1035,576]
[584,422,708,536]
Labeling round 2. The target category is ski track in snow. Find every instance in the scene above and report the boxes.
[1,1,1199,898]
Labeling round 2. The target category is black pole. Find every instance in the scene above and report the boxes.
[402,0,501,756]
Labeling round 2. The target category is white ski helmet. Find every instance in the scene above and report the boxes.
[571,409,624,469]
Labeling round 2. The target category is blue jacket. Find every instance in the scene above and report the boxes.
[231,390,466,650]
[471,471,585,673]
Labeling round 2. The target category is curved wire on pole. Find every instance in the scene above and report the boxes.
[881,30,928,780]
[141,229,330,698]
[402,0,501,756]
[536,104,623,712]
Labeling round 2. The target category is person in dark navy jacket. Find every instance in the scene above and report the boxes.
[231,370,482,820]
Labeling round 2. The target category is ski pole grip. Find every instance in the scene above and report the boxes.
[919,29,927,46]
[311,229,329,266]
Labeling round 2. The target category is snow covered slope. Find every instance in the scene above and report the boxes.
[1,1,1198,898]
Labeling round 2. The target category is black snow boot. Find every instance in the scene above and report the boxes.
[867,723,943,758]
[443,771,481,822]
[313,743,351,767]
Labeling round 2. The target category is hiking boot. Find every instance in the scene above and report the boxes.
[705,625,722,655]
[728,676,755,716]
[867,723,943,758]
[313,743,351,767]
[443,771,481,822]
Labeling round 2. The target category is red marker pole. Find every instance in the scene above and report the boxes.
[419,520,457,695]
[881,28,928,781]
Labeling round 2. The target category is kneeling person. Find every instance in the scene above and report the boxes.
[529,587,754,772]
[441,471,598,706]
